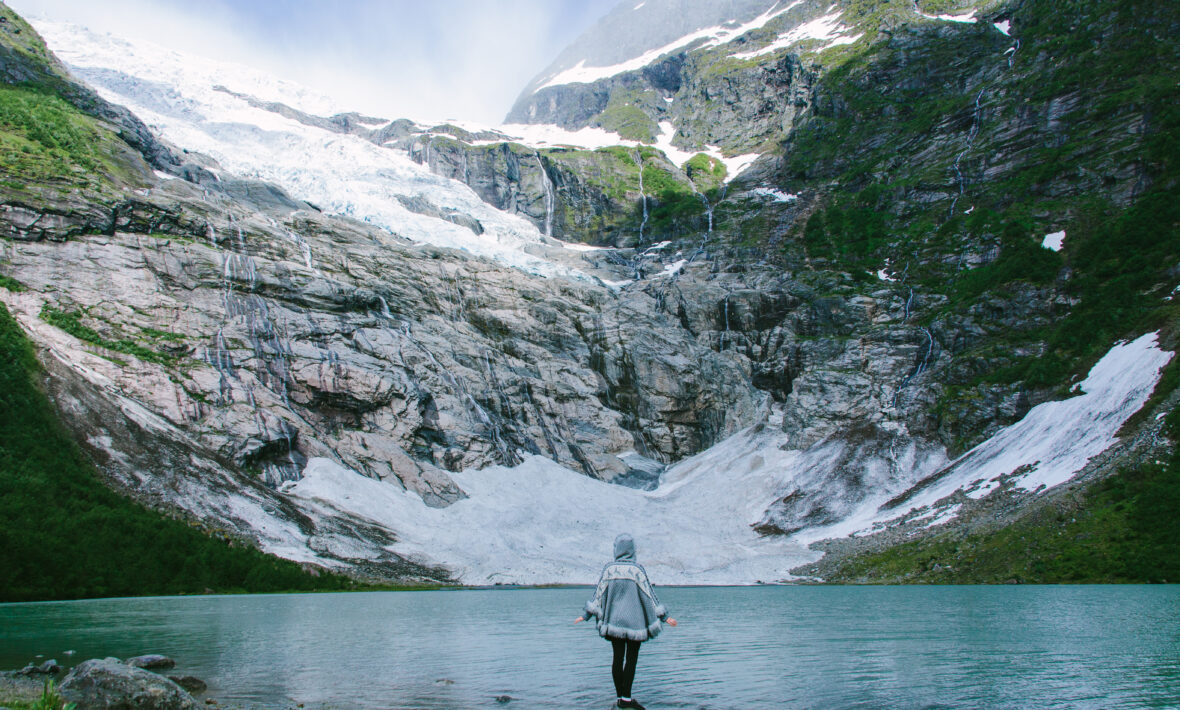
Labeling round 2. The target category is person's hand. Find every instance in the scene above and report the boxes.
[666,618,678,626]
[574,617,584,624]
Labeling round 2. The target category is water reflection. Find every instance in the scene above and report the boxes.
[2,586,1178,708]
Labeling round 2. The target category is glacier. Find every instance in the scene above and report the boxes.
[32,20,587,279]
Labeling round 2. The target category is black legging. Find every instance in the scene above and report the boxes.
[610,637,641,699]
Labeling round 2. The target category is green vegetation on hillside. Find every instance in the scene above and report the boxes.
[0,302,354,601]
[38,304,178,366]
[779,0,1180,446]
[0,84,134,190]
[594,89,659,142]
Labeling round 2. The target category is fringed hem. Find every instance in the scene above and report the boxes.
[598,620,662,642]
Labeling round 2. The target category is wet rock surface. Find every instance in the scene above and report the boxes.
[126,655,176,671]
[59,658,197,710]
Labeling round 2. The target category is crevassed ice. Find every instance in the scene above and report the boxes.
[32,20,587,280]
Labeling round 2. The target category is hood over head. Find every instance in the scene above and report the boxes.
[614,533,636,561]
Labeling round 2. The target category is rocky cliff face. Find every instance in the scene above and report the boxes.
[1,0,1176,583]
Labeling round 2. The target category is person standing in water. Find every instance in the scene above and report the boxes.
[575,533,678,710]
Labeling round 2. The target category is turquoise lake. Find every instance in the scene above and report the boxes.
[2,585,1179,708]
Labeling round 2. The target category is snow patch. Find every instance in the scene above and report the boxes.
[748,187,798,202]
[291,450,817,585]
[600,278,633,289]
[1042,230,1066,251]
[561,241,609,252]
[660,259,688,277]
[492,123,636,150]
[491,121,759,185]
[152,170,177,181]
[653,122,759,182]
[916,9,978,23]
[994,19,1012,35]
[801,333,1172,542]
[731,11,862,59]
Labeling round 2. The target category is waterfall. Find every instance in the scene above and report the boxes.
[632,150,649,244]
[892,327,937,407]
[233,219,246,253]
[947,29,1021,219]
[696,191,715,236]
[915,327,935,375]
[206,212,299,485]
[284,230,315,271]
[393,321,518,466]
[720,294,732,350]
[948,88,986,218]
[484,350,513,419]
[535,152,556,238]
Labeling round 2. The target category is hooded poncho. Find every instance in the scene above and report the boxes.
[582,534,669,642]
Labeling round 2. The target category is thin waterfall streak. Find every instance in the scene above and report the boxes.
[536,152,556,238]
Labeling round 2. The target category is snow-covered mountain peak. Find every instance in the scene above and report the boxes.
[523,0,796,94]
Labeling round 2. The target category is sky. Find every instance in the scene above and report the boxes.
[6,0,619,125]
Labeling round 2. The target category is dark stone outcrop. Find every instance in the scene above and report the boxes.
[125,655,176,671]
[59,658,196,710]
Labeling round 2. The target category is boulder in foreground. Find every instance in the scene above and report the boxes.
[60,658,196,710]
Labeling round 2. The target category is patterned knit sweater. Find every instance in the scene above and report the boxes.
[583,538,669,642]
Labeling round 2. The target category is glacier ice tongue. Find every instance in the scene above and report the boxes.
[31,20,586,280]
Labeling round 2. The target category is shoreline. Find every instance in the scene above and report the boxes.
[6,579,1178,606]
